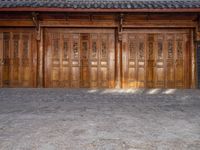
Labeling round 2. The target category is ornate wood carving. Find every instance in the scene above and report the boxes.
[63,40,68,59]
[72,39,79,59]
[32,12,41,41]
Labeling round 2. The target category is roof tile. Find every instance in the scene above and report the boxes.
[0,0,200,9]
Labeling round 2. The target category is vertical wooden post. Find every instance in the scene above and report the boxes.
[115,30,122,88]
[0,33,3,87]
[196,21,200,88]
[190,29,195,88]
[32,12,44,88]
[37,27,44,87]
[196,40,200,88]
[115,13,123,88]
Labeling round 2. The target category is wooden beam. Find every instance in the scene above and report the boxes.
[40,20,117,27]
[123,20,196,28]
[0,20,34,26]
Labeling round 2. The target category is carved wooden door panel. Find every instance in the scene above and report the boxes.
[48,33,61,87]
[80,34,90,88]
[146,34,155,88]
[71,34,80,88]
[19,33,35,87]
[122,34,146,88]
[45,29,115,88]
[99,34,110,88]
[165,34,175,88]
[45,32,80,88]
[90,33,115,88]
[137,35,146,88]
[0,30,36,88]
[0,33,10,87]
[61,34,71,87]
[125,34,137,88]
[90,34,99,88]
[10,33,19,86]
[174,34,188,88]
[154,34,165,88]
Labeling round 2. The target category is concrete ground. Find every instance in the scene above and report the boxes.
[0,89,200,150]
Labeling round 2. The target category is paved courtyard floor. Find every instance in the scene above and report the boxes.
[0,89,200,150]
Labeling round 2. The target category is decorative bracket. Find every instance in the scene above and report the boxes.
[32,12,40,41]
[118,13,124,42]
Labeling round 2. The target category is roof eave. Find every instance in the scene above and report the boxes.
[0,7,200,13]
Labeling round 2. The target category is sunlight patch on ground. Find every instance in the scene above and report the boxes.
[87,89,98,93]
[147,89,161,95]
[163,89,176,94]
[100,89,142,94]
[87,88,178,95]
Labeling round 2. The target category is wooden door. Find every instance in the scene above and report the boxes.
[174,34,188,88]
[45,33,75,88]
[122,33,146,88]
[165,33,189,88]
[0,32,10,87]
[80,34,90,88]
[154,34,165,88]
[122,30,190,88]
[71,34,80,88]
[165,34,175,88]
[146,34,155,88]
[0,30,36,88]
[90,34,99,88]
[45,29,115,88]
[99,34,112,88]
